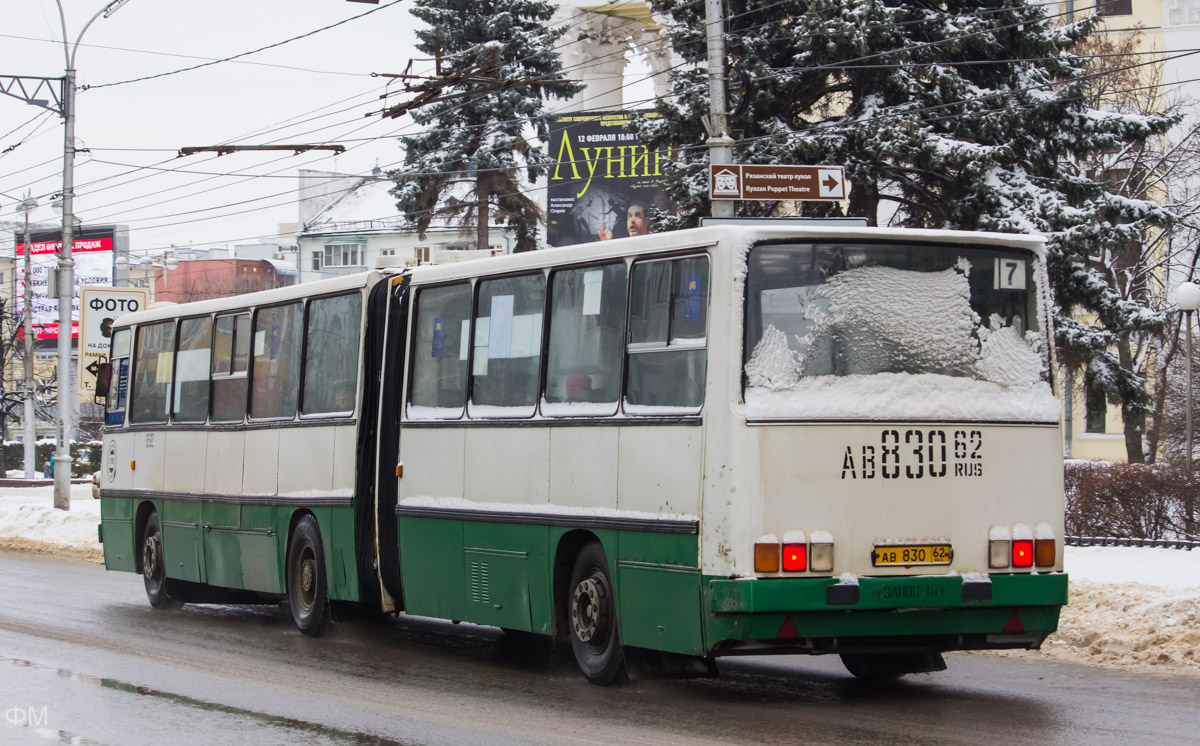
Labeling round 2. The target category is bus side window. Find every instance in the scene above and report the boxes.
[625,255,709,412]
[106,328,132,426]
[409,283,472,418]
[470,273,545,418]
[173,317,212,423]
[544,263,626,415]
[250,303,303,420]
[130,321,176,424]
[302,292,362,415]
[211,313,250,423]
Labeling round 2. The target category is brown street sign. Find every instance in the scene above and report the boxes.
[710,164,847,201]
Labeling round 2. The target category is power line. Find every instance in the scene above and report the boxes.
[0,33,371,77]
[79,0,407,91]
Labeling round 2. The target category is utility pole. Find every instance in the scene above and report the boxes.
[56,59,77,509]
[52,0,132,510]
[705,0,734,219]
[20,198,38,479]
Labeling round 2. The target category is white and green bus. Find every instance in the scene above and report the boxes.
[97,221,1067,684]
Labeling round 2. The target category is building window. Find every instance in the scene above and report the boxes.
[1085,383,1107,433]
[1104,0,1132,15]
[380,248,396,257]
[322,243,363,267]
[415,246,431,265]
[311,251,321,271]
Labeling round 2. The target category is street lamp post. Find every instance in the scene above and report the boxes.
[51,0,132,511]
[1176,281,1200,539]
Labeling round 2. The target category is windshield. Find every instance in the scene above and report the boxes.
[743,241,1056,421]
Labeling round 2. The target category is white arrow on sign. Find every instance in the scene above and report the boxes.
[817,168,845,199]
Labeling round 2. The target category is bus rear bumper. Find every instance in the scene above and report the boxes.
[704,573,1067,657]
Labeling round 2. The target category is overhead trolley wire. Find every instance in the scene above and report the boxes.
[80,0,407,90]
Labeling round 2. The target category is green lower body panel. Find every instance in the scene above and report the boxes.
[704,573,1068,656]
[397,515,704,656]
[100,497,135,572]
[99,497,363,602]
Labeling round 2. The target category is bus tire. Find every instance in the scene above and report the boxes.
[141,512,179,609]
[287,515,331,636]
[840,651,947,680]
[567,542,627,685]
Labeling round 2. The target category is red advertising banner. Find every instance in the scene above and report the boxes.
[15,235,115,339]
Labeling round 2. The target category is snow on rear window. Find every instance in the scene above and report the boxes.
[743,242,1056,421]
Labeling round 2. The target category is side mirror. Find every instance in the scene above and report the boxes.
[94,362,112,404]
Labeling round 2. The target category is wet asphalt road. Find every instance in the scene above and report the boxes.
[0,553,1198,746]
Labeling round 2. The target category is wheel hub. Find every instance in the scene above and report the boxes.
[143,534,162,581]
[298,548,316,609]
[571,573,609,644]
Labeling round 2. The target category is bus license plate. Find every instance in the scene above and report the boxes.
[872,544,953,567]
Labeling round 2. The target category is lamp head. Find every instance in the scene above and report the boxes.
[1176,282,1200,313]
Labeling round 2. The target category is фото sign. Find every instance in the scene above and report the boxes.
[16,226,120,339]
[546,110,676,246]
[709,165,847,201]
[78,286,148,397]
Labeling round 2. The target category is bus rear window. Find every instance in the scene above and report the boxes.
[742,242,1055,423]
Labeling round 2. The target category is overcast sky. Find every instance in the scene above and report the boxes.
[0,0,424,257]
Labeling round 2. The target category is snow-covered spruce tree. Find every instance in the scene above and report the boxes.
[390,0,580,252]
[642,0,1177,460]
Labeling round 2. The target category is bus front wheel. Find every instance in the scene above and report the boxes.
[141,512,179,609]
[567,543,626,685]
[287,515,331,636]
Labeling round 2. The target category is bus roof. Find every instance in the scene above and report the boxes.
[113,269,382,327]
[403,224,1045,285]
[112,223,1045,326]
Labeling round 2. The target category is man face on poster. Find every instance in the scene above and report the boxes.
[626,201,650,237]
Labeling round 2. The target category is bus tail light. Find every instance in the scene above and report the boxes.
[810,541,834,572]
[988,540,1010,569]
[782,543,807,572]
[1012,539,1034,568]
[755,542,780,573]
[1035,538,1056,567]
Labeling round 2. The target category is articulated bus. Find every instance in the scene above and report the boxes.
[97,222,1067,684]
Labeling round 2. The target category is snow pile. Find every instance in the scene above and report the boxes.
[0,485,101,562]
[989,546,1200,674]
[1044,581,1200,672]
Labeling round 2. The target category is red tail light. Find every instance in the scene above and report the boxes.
[782,543,807,572]
[1012,539,1034,568]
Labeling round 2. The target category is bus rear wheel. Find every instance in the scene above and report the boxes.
[141,512,179,609]
[840,651,947,680]
[567,542,626,685]
[287,515,331,636]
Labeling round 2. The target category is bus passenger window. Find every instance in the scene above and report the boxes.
[211,313,249,422]
[544,263,626,416]
[173,317,212,423]
[302,292,362,415]
[130,321,176,424]
[470,274,545,418]
[409,283,471,418]
[626,256,709,412]
[250,303,302,419]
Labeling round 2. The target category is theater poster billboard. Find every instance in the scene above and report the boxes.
[546,110,674,247]
[17,226,117,339]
